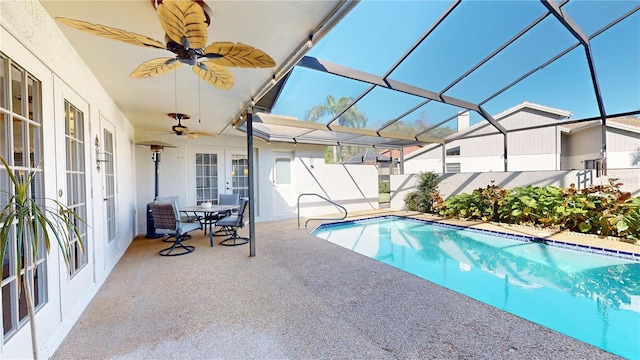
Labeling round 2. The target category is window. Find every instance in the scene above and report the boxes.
[103,129,116,243]
[230,155,248,199]
[0,53,46,340]
[195,153,218,204]
[446,163,461,173]
[584,158,603,177]
[446,146,460,156]
[64,100,88,275]
[275,157,292,185]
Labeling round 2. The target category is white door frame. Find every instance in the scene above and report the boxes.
[53,76,94,316]
[100,115,119,266]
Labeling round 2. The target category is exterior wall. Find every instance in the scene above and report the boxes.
[607,128,640,169]
[458,133,503,157]
[404,157,442,174]
[507,154,558,171]
[567,125,601,157]
[562,126,640,170]
[1,2,136,358]
[390,168,640,210]
[607,127,639,152]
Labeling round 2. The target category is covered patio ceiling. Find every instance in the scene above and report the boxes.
[234,0,639,151]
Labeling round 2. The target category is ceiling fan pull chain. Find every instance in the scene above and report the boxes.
[198,77,202,123]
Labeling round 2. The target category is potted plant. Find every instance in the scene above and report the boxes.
[0,155,84,359]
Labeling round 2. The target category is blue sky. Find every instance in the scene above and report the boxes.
[271,0,639,132]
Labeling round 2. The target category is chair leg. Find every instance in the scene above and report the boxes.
[159,234,195,256]
[220,227,249,246]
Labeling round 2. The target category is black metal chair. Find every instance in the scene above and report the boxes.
[149,202,201,256]
[216,198,249,246]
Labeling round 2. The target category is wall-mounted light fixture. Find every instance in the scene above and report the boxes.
[306,34,314,48]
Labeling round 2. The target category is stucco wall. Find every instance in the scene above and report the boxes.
[391,168,640,210]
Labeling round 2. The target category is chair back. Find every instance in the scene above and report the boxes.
[237,198,249,225]
[155,196,181,220]
[219,193,239,205]
[149,202,178,231]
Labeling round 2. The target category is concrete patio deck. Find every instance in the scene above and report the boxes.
[52,210,633,359]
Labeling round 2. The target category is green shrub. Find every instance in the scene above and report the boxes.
[403,171,441,212]
[437,179,639,243]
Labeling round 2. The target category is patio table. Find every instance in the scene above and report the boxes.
[180,204,240,246]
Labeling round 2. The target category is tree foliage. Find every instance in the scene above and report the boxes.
[403,171,442,212]
[305,95,368,163]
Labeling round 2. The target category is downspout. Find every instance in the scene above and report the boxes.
[247,112,256,257]
[504,133,508,172]
[441,142,446,174]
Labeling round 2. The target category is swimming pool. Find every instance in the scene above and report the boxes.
[312,216,640,359]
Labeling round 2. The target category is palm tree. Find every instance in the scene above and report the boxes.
[305,95,368,162]
[0,155,84,359]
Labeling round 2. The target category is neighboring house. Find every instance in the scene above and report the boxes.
[404,101,640,174]
[560,117,640,170]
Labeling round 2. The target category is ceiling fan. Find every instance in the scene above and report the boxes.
[152,113,214,139]
[56,0,275,90]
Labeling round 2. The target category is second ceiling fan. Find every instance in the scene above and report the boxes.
[167,113,213,139]
[56,0,276,90]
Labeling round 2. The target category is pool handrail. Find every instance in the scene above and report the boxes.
[297,193,347,229]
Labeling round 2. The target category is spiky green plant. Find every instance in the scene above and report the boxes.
[0,155,84,359]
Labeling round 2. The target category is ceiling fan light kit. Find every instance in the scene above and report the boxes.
[56,0,276,90]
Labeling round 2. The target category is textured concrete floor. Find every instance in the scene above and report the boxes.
[52,212,630,359]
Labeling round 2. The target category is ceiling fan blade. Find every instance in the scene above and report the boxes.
[189,130,215,137]
[203,42,276,68]
[130,58,182,78]
[158,0,208,49]
[193,61,234,90]
[56,17,166,49]
[145,128,175,135]
[184,133,199,139]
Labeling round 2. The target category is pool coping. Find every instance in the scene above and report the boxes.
[313,214,640,262]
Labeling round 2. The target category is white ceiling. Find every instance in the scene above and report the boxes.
[40,0,344,138]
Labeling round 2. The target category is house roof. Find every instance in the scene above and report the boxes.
[492,101,572,120]
[449,101,571,140]
[560,117,640,134]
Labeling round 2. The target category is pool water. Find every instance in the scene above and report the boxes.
[312,216,640,359]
